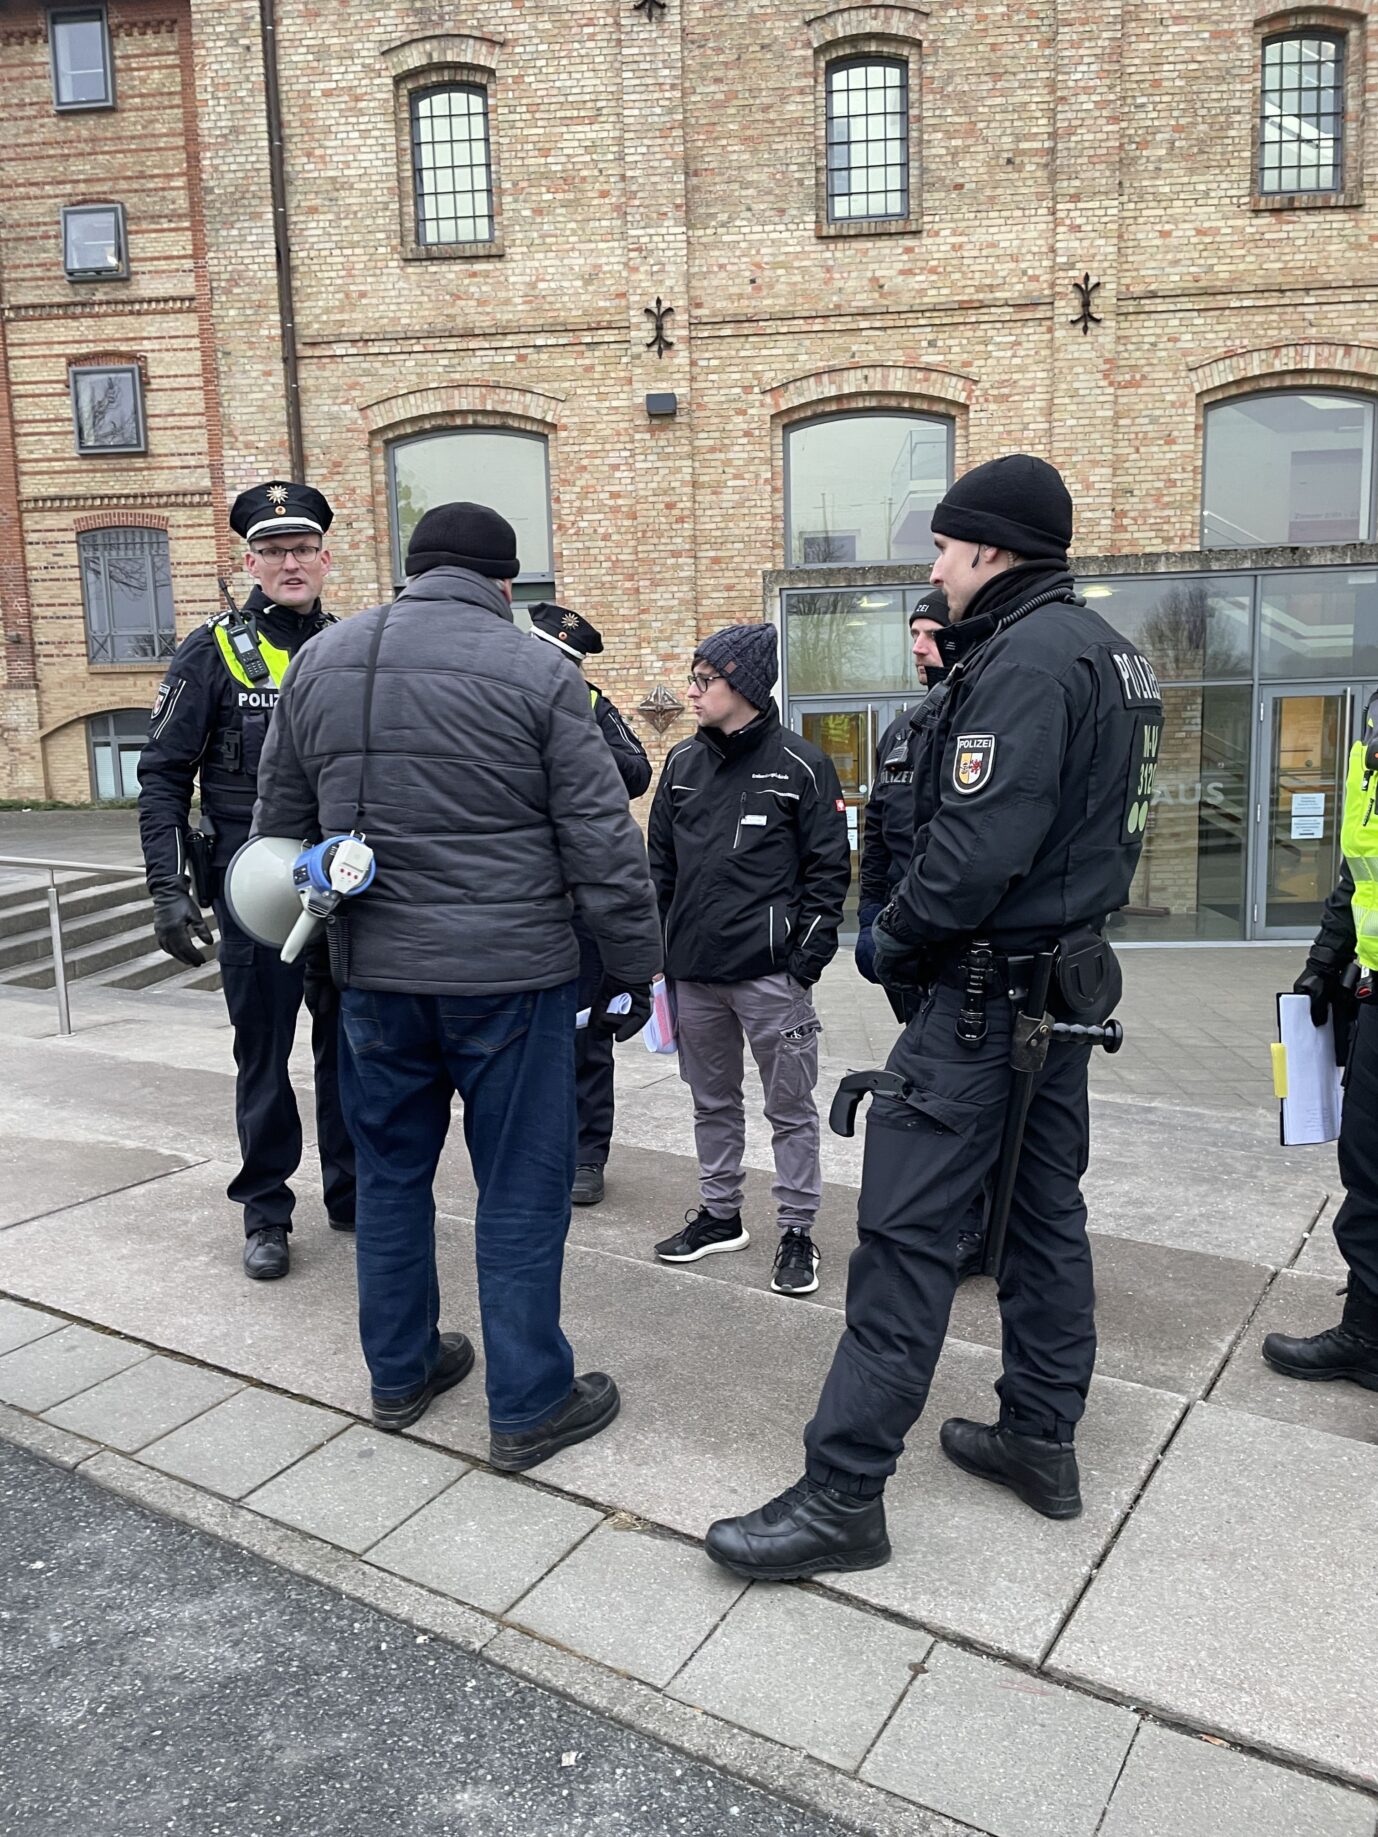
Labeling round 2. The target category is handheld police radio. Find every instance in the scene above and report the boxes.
[217,578,271,684]
[281,834,377,964]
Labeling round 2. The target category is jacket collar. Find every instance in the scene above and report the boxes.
[694,699,781,762]
[244,584,326,646]
[395,566,515,624]
[936,562,1078,669]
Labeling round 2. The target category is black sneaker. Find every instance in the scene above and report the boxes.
[771,1229,820,1297]
[571,1164,605,1207]
[489,1373,620,1472]
[654,1206,749,1263]
[328,1216,356,1233]
[372,1332,476,1433]
[243,1225,290,1281]
[705,1476,891,1580]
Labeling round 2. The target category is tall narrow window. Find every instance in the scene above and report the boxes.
[49,6,113,110]
[1259,32,1344,194]
[411,84,493,245]
[825,57,908,222]
[79,527,176,664]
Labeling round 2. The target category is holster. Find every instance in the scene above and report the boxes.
[1051,927,1122,1027]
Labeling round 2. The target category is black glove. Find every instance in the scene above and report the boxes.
[853,901,883,985]
[870,903,930,995]
[152,885,213,968]
[786,954,818,991]
[589,975,653,1043]
[1294,961,1354,1029]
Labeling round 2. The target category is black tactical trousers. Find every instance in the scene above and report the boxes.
[1335,998,1378,1318]
[805,980,1095,1497]
[573,918,615,1168]
[213,896,356,1237]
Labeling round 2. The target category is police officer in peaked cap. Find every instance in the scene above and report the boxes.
[137,481,356,1280]
[705,454,1163,1581]
[528,600,653,1206]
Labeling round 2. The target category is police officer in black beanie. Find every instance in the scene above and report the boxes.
[706,454,1163,1580]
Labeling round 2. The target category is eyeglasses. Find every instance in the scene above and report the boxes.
[251,542,322,564]
[687,671,724,693]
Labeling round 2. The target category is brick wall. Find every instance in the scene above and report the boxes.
[4,0,1378,803]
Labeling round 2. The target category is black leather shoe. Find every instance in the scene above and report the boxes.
[954,1232,987,1284]
[489,1373,619,1472]
[243,1226,290,1281]
[940,1418,1082,1519]
[372,1332,476,1433]
[328,1216,356,1233]
[1261,1325,1378,1390]
[704,1477,890,1580]
[571,1164,605,1207]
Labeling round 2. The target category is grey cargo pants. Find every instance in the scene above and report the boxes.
[674,973,823,1233]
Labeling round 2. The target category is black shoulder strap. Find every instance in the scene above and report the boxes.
[352,604,392,836]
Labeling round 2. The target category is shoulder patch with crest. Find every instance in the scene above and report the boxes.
[151,681,170,720]
[952,734,995,795]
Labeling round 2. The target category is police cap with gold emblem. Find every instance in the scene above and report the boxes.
[528,601,604,661]
[229,481,334,545]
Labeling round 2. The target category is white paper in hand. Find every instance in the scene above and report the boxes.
[1275,993,1344,1146]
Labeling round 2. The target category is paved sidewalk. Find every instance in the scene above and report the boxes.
[0,949,1375,1837]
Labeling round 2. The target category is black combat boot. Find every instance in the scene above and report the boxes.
[939,1417,1082,1519]
[1262,1284,1378,1391]
[704,1476,890,1580]
[243,1225,290,1281]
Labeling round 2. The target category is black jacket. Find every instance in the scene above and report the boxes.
[647,702,851,985]
[590,684,652,799]
[1309,866,1357,974]
[889,563,1162,954]
[137,587,333,892]
[252,566,662,998]
[859,707,921,916]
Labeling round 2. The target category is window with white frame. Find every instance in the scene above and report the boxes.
[387,429,552,596]
[78,527,176,664]
[825,56,908,223]
[48,6,113,110]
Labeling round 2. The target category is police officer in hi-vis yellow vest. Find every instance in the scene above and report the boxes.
[137,482,356,1281]
[1265,685,1378,1393]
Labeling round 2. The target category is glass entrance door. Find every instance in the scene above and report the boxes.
[1254,687,1351,938]
[792,695,922,931]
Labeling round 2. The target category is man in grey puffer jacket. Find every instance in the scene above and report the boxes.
[254,501,662,1472]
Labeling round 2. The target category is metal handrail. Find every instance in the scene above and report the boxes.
[0,854,145,1037]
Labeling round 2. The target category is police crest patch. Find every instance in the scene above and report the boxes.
[953,734,995,795]
[151,681,169,720]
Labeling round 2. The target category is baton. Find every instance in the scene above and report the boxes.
[981,953,1124,1280]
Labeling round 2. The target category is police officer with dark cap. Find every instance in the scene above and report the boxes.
[706,454,1162,1581]
[138,482,356,1281]
[528,601,653,1207]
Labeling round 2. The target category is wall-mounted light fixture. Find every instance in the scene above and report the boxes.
[645,392,679,419]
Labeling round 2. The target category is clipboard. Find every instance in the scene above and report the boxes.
[1273,992,1344,1146]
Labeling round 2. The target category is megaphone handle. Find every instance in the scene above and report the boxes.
[280,908,323,965]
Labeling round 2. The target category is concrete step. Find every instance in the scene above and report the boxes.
[0,877,147,938]
[0,897,164,974]
[0,914,219,989]
[84,943,222,994]
[0,871,117,916]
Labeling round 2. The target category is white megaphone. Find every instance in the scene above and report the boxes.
[223,836,307,952]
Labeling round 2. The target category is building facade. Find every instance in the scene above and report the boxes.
[2,0,1376,942]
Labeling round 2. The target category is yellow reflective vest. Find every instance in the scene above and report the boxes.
[1342,691,1378,972]
[211,619,291,691]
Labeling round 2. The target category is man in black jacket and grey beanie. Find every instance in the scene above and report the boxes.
[706,456,1159,1580]
[647,622,851,1298]
[254,501,663,1472]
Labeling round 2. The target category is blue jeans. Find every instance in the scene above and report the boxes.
[338,981,578,1430]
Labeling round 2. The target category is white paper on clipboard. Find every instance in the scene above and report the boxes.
[1275,993,1344,1146]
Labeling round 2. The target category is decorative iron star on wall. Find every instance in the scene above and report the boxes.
[644,296,675,358]
[633,0,667,17]
[637,683,685,734]
[1070,272,1103,336]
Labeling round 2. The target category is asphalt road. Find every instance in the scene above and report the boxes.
[0,1441,844,1837]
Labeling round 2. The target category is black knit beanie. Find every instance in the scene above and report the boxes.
[909,586,950,628]
[930,455,1073,561]
[406,501,520,579]
[694,622,778,711]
